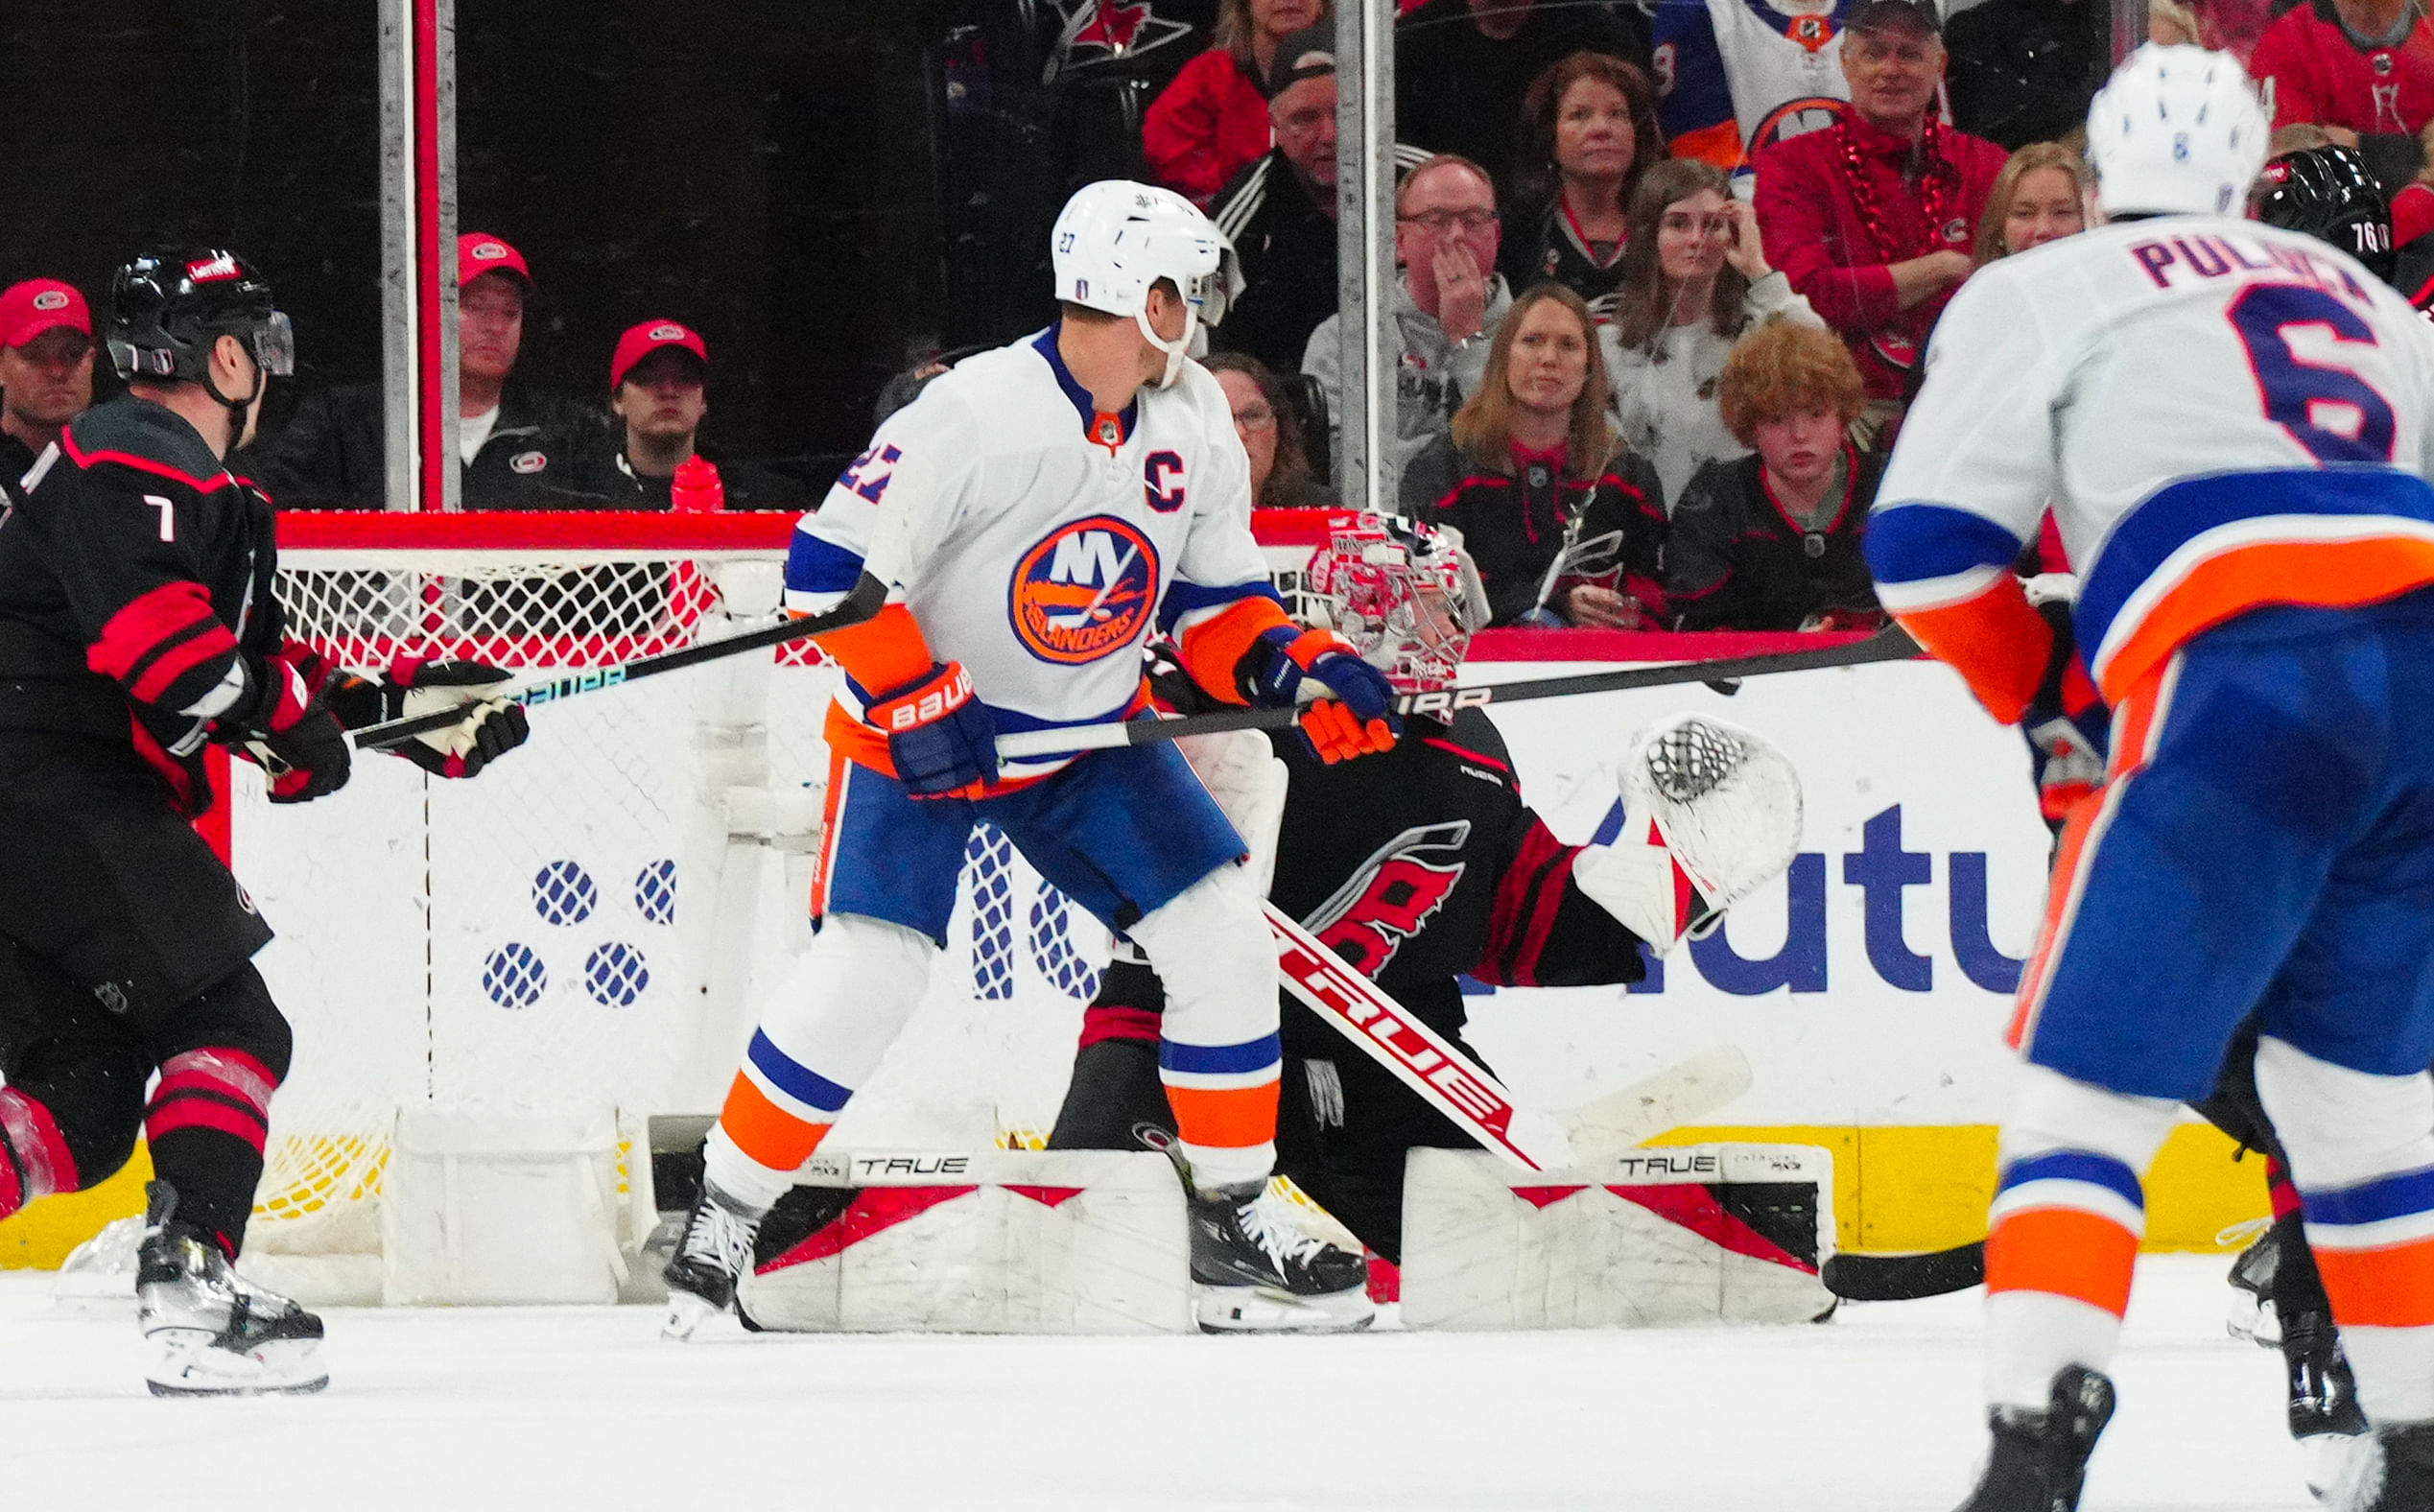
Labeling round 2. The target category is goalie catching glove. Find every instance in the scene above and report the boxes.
[1575,714,1803,954]
[311,654,532,780]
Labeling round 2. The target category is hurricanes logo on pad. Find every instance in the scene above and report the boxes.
[1009,515,1159,665]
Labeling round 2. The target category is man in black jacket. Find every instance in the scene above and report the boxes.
[0,279,95,506]
[0,249,528,1395]
[601,319,805,511]
[248,232,615,509]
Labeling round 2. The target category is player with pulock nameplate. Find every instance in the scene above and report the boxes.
[660,181,1404,1337]
[0,250,530,1395]
[1867,45,2434,1511]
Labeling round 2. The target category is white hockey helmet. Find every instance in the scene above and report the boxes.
[1051,179,1236,389]
[2085,43,2268,219]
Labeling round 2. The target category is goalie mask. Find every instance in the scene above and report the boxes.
[1306,519,1489,696]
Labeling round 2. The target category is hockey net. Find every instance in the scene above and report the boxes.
[233,508,1340,1264]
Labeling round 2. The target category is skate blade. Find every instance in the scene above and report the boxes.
[145,1336,328,1397]
[2301,1429,2374,1500]
[662,1289,724,1342]
[1195,1284,1376,1335]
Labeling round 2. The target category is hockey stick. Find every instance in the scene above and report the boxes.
[346,575,888,752]
[996,625,1919,761]
[1561,1045,1754,1164]
[1821,1240,1987,1301]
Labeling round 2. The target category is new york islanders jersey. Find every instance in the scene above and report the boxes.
[1869,218,2434,718]
[787,328,1282,782]
[1655,0,1852,172]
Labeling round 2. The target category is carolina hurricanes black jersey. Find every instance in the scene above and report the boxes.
[0,395,284,813]
[1264,704,1647,1050]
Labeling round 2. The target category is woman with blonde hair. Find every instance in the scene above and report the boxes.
[1599,156,1826,508]
[1144,0,1332,205]
[1402,283,1666,627]
[1973,142,2092,265]
[1665,321,1883,632]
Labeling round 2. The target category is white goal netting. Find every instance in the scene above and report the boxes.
[233,511,1332,1263]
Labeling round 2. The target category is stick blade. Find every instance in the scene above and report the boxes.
[1821,1241,1987,1301]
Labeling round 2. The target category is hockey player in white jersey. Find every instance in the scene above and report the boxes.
[661,181,1401,1337]
[1866,46,2434,1512]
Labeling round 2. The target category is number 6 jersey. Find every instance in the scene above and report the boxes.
[1867,217,2434,715]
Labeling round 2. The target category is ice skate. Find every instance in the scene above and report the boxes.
[1183,1177,1373,1335]
[661,1181,764,1340]
[2280,1310,2372,1496]
[1953,1365,2115,1512]
[2326,1419,2434,1511]
[2226,1218,2281,1347]
[135,1182,326,1398]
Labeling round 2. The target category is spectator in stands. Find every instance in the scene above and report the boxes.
[1652,0,1855,175]
[603,320,805,511]
[1304,154,1514,479]
[1204,351,1336,508]
[253,232,613,509]
[1212,29,1431,373]
[1500,52,1666,304]
[1146,0,1331,206]
[2248,0,2434,187]
[1601,158,1825,508]
[1665,320,1880,632]
[1752,0,2004,437]
[1396,0,1650,195]
[1972,142,2091,265]
[1945,0,2108,149]
[1404,283,1666,627]
[0,279,94,497]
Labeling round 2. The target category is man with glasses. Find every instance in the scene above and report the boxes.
[1212,28,1432,375]
[1302,154,1513,480]
[0,279,95,506]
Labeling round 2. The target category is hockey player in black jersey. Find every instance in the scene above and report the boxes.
[1048,519,1802,1296]
[0,249,530,1395]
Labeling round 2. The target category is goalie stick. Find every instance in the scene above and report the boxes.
[347,574,888,752]
[1820,1240,1987,1301]
[997,626,1918,761]
[1266,904,1751,1172]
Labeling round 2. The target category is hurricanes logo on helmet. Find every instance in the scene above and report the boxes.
[1008,515,1159,665]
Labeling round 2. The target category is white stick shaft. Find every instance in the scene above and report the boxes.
[1264,904,1549,1172]
[1557,1045,1755,1164]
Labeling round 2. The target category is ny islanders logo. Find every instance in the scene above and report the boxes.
[1009,515,1160,665]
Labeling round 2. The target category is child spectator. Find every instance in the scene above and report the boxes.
[1601,158,1825,508]
[1501,52,1666,302]
[1146,0,1331,205]
[1665,320,1881,630]
[1405,283,1666,627]
[1973,142,2091,264]
[1202,351,1337,508]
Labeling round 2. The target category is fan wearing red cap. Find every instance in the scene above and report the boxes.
[603,319,803,511]
[0,278,96,498]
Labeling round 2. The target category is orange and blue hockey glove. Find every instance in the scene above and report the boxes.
[1242,626,1399,765]
[870,660,998,798]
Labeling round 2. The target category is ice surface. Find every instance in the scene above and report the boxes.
[0,1255,2315,1511]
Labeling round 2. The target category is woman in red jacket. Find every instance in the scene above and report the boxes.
[1146,0,1331,205]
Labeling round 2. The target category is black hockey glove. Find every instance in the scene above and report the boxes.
[226,655,351,804]
[2020,597,2109,826]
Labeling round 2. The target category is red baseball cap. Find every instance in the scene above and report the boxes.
[458,232,532,292]
[611,319,708,390]
[0,279,92,349]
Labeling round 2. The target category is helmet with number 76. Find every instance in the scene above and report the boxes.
[1051,180,1237,390]
[2085,44,2268,220]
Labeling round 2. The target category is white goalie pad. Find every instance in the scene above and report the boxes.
[1621,714,1803,927]
[1399,1144,1835,1330]
[1178,728,1288,903]
[380,1107,647,1307]
[737,1150,1193,1334]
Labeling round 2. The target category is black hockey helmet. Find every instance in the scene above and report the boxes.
[2254,146,2398,283]
[106,248,294,387]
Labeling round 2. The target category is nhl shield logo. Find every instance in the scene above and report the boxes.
[1008,515,1160,665]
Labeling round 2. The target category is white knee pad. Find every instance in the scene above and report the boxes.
[1127,867,1279,1050]
[1999,1062,2181,1173]
[754,912,938,1096]
[2255,1035,2434,1193]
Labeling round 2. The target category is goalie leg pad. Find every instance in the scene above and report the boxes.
[1399,1144,1834,1329]
[706,914,935,1213]
[1128,869,1282,1193]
